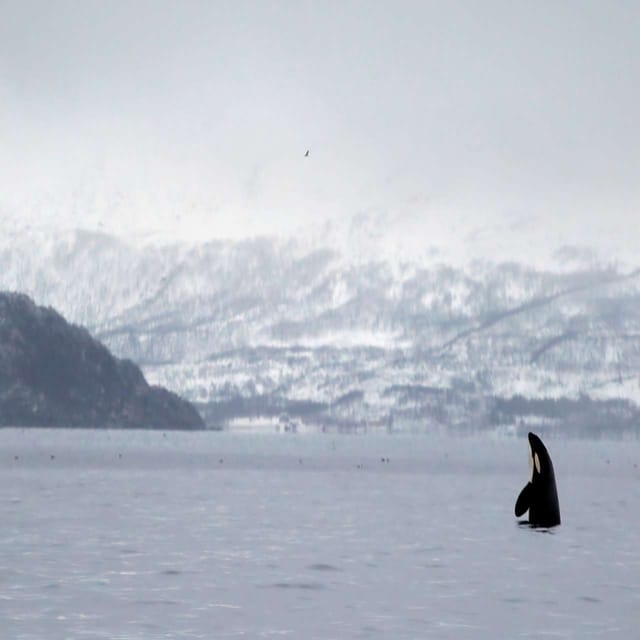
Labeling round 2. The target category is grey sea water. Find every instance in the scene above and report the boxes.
[1,429,639,639]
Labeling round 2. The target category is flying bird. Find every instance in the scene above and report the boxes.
[304,150,310,157]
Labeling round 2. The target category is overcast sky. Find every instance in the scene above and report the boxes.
[1,1,638,259]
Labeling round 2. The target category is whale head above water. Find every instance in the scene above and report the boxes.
[515,432,561,528]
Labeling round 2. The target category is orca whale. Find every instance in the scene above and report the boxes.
[515,432,561,527]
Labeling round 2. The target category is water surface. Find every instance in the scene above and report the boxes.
[1,429,639,638]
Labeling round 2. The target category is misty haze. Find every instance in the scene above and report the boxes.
[1,2,639,638]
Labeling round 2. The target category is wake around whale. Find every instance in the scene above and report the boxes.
[515,432,561,527]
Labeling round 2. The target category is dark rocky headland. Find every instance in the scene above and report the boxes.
[0,292,204,429]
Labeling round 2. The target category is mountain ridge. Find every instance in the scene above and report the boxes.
[1,229,639,434]
[0,291,204,429]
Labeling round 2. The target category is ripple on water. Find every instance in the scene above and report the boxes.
[268,582,327,591]
[502,596,528,604]
[307,563,342,572]
[579,596,602,603]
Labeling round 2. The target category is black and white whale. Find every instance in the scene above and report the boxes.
[515,432,561,527]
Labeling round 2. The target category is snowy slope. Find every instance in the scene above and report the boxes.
[1,228,640,432]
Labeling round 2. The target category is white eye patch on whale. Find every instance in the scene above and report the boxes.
[515,432,561,528]
[528,443,541,479]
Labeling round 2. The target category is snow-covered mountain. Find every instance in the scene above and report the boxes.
[2,228,639,434]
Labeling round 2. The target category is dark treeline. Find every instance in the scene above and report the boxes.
[490,394,640,437]
[196,387,640,437]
